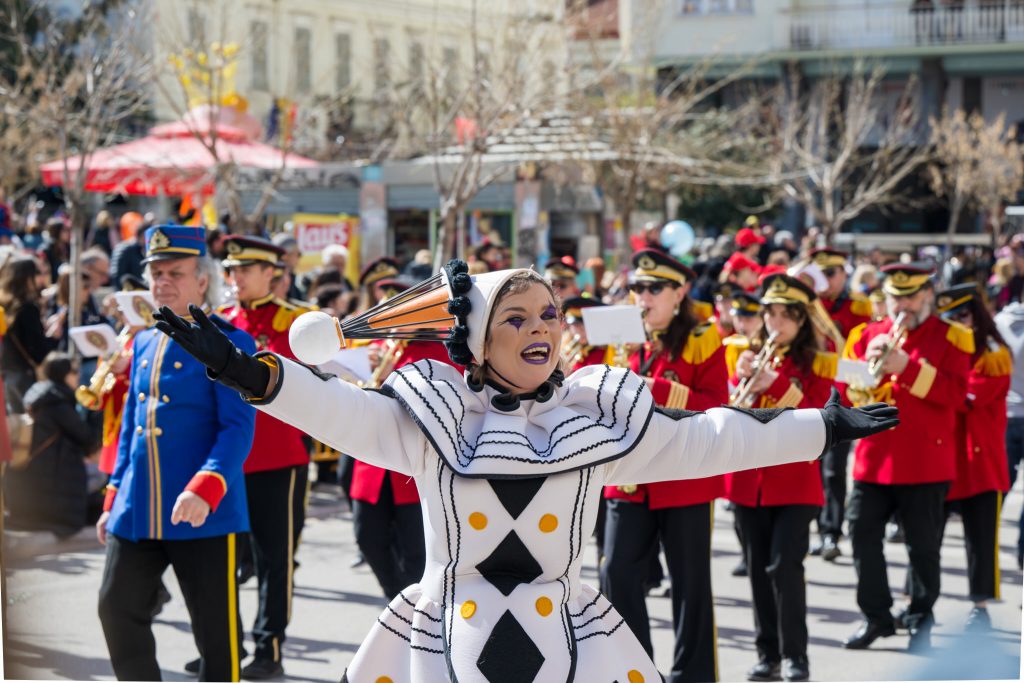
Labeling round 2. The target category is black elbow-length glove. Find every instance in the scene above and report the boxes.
[153,304,270,399]
[819,387,899,454]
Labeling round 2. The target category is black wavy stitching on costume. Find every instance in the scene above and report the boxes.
[566,603,579,681]
[448,465,462,649]
[569,592,602,618]
[573,602,616,629]
[399,591,443,623]
[574,618,626,641]
[389,361,653,473]
[374,616,445,654]
[384,604,442,639]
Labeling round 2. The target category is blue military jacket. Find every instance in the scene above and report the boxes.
[106,317,256,541]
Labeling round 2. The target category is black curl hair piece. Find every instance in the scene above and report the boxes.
[442,259,473,365]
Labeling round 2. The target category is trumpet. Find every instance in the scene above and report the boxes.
[362,339,407,389]
[76,327,133,411]
[868,312,907,382]
[561,333,584,367]
[730,331,781,408]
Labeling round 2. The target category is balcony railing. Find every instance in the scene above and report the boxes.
[779,2,1024,52]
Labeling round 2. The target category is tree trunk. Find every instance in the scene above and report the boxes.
[434,209,459,271]
[946,193,964,272]
[68,202,85,331]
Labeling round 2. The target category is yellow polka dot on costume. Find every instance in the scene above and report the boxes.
[535,597,553,616]
[627,670,645,683]
[538,514,558,533]
[469,512,488,530]
[460,601,477,619]
[375,677,394,683]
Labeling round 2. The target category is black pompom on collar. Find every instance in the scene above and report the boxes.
[443,259,474,366]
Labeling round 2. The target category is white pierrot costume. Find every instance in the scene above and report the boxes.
[254,265,829,683]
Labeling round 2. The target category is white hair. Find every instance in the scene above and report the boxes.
[144,256,223,308]
[322,243,349,266]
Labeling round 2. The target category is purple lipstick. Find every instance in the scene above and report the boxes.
[520,342,551,365]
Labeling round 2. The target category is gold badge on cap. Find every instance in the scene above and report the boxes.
[891,271,910,286]
[149,230,170,252]
[638,255,657,271]
[227,241,243,255]
[770,278,788,294]
[937,295,951,308]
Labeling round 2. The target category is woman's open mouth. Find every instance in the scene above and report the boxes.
[520,343,551,365]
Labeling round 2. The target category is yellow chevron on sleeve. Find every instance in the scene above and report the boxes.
[975,345,1012,377]
[272,299,313,333]
[850,296,873,317]
[681,322,722,365]
[812,350,839,380]
[843,322,868,360]
[942,318,976,355]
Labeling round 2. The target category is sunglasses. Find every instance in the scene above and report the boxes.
[822,267,841,278]
[951,308,972,321]
[628,282,676,296]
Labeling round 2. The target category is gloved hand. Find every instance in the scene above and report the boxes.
[153,304,270,399]
[819,387,898,453]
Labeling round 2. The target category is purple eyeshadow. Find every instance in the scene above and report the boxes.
[508,317,524,330]
[542,305,557,319]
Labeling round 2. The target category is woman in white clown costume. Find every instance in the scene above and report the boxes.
[152,260,897,683]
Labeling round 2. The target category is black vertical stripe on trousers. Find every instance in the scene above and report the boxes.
[734,504,817,661]
[601,499,718,683]
[352,474,426,600]
[847,481,948,626]
[98,533,241,681]
[246,463,308,663]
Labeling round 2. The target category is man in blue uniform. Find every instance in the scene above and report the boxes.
[96,225,256,682]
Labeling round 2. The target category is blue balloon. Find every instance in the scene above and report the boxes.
[660,220,695,258]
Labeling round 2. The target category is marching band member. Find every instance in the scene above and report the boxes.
[935,284,1011,632]
[97,226,255,682]
[841,263,971,653]
[807,249,871,561]
[545,256,582,300]
[726,274,837,683]
[602,249,728,683]
[217,235,313,680]
[153,259,896,683]
[560,296,609,372]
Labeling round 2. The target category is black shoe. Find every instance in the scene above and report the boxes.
[821,536,841,562]
[746,659,781,681]
[782,656,810,682]
[893,606,909,631]
[241,658,284,680]
[732,559,749,577]
[885,522,904,544]
[150,585,172,619]
[843,619,896,649]
[965,606,992,633]
[184,658,201,676]
[809,537,824,556]
[908,625,932,653]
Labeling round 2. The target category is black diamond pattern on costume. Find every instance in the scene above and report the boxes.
[488,477,546,519]
[476,531,543,596]
[477,609,545,683]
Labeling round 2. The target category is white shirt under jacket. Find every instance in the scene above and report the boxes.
[253,357,827,683]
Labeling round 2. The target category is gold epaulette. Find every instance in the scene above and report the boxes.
[850,296,873,317]
[843,322,869,360]
[941,318,976,355]
[722,335,749,377]
[812,350,839,380]
[975,343,1012,377]
[692,300,713,322]
[681,322,722,365]
[271,297,314,333]
[0,305,7,336]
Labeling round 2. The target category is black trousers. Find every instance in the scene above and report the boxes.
[735,504,817,661]
[245,464,308,662]
[352,475,425,600]
[938,492,1002,602]
[818,440,850,538]
[847,481,948,627]
[601,499,717,683]
[98,533,242,681]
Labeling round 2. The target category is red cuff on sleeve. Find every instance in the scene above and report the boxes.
[650,377,671,406]
[103,486,118,512]
[185,471,229,512]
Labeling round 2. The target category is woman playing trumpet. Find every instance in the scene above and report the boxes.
[151,254,895,683]
[726,273,838,683]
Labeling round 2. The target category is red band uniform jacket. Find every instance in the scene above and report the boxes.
[220,295,312,474]
[604,322,728,508]
[725,344,836,507]
[843,316,973,485]
[567,345,610,374]
[949,340,1011,501]
[822,293,872,341]
[350,341,464,506]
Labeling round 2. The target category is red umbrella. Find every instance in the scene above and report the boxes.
[40,106,318,196]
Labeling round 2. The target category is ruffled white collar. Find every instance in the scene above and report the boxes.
[381,360,654,478]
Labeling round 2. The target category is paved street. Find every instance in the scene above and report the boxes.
[3,480,1022,682]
